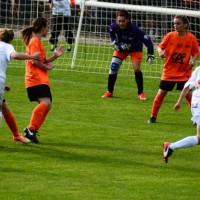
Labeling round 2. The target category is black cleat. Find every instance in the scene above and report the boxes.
[24,127,39,143]
[147,117,156,123]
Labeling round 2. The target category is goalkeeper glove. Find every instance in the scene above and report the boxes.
[146,54,155,65]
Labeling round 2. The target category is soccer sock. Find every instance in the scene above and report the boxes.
[29,103,50,131]
[135,71,143,94]
[170,136,198,150]
[151,93,165,118]
[3,111,19,137]
[185,92,192,107]
[108,74,117,93]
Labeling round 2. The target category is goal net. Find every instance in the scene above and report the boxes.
[1,0,200,78]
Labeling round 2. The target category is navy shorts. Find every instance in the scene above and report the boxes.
[27,84,52,102]
[159,80,187,91]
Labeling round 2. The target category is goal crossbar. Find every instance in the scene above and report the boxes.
[82,1,200,17]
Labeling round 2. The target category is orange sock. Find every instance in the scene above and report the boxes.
[151,93,165,118]
[185,92,192,107]
[29,103,50,131]
[3,111,19,137]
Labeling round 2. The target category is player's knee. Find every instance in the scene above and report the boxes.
[109,57,122,74]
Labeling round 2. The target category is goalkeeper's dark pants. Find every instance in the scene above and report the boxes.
[49,16,73,45]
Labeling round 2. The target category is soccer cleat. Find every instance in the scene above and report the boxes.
[138,93,146,100]
[102,91,113,98]
[50,44,57,51]
[147,117,156,123]
[24,127,39,144]
[67,44,72,52]
[163,142,173,163]
[13,134,30,144]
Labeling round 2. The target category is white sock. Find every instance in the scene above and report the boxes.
[170,136,198,150]
[0,111,2,126]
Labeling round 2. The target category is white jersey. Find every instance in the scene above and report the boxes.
[0,41,15,105]
[52,0,71,16]
[0,41,15,86]
[184,66,200,124]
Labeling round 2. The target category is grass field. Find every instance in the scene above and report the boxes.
[1,52,200,199]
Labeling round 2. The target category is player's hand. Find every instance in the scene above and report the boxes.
[46,62,54,70]
[4,86,10,91]
[54,45,65,57]
[113,44,119,51]
[173,103,181,112]
[32,52,41,61]
[189,60,195,67]
[159,50,166,59]
[146,54,155,65]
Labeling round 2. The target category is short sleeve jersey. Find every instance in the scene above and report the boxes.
[0,41,16,85]
[159,31,199,81]
[25,36,50,88]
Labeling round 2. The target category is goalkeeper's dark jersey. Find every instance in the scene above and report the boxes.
[109,21,154,54]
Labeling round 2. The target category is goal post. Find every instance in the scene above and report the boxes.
[1,0,200,78]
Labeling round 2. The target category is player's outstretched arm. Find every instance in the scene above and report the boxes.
[46,45,65,63]
[10,52,41,60]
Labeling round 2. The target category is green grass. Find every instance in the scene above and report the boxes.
[1,64,200,199]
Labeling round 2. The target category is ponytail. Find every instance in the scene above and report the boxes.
[21,17,48,45]
[21,26,33,45]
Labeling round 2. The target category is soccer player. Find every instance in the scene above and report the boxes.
[3,86,30,144]
[21,17,64,143]
[148,15,199,123]
[102,9,154,100]
[163,66,200,163]
[0,28,40,143]
[49,0,74,52]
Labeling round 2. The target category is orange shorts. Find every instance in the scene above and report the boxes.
[113,51,143,62]
[113,51,142,62]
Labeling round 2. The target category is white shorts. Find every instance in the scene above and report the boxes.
[191,94,200,125]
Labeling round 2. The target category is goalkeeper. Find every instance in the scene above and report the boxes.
[102,9,154,100]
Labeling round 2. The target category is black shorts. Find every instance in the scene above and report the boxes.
[27,84,52,102]
[159,80,187,91]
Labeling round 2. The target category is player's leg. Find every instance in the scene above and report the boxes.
[2,100,30,144]
[163,126,200,163]
[163,95,200,163]
[148,80,175,123]
[24,85,52,143]
[49,16,62,51]
[130,52,145,100]
[63,16,74,52]
[102,56,123,98]
[0,86,4,125]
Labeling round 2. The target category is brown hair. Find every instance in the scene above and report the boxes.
[116,9,130,20]
[0,28,14,43]
[21,17,48,45]
[174,15,190,30]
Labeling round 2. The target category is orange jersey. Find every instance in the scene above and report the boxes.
[25,36,50,88]
[159,31,199,81]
